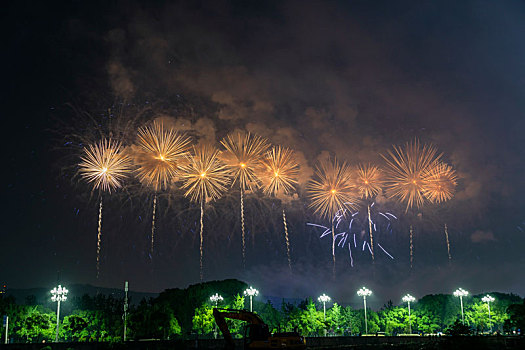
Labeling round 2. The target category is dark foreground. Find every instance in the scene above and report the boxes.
[1,336,524,350]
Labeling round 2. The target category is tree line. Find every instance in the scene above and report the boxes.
[1,279,524,343]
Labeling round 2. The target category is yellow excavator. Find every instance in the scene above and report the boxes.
[213,308,306,350]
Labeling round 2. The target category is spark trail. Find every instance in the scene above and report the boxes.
[97,197,103,278]
[260,146,299,273]
[150,194,157,256]
[78,138,131,278]
[180,144,231,280]
[221,132,269,269]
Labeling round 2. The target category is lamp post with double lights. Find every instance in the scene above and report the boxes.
[402,294,416,334]
[357,287,372,334]
[51,285,68,342]
[317,294,331,321]
[210,293,224,338]
[244,287,259,312]
[481,294,495,333]
[453,288,469,324]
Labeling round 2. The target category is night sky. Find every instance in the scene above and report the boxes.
[3,0,524,308]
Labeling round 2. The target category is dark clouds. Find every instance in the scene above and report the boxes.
[3,0,525,298]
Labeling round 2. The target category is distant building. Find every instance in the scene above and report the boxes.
[0,283,6,297]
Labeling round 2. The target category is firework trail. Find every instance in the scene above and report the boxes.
[97,197,103,278]
[134,121,191,254]
[306,158,357,277]
[307,202,396,266]
[354,164,384,262]
[180,144,231,281]
[260,146,299,272]
[422,162,458,262]
[150,194,157,255]
[78,138,132,278]
[282,209,292,271]
[444,223,451,263]
[220,132,269,269]
[382,139,442,268]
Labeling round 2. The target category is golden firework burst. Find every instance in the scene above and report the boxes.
[354,164,384,199]
[134,121,192,191]
[260,146,299,197]
[220,132,270,191]
[422,162,458,203]
[381,139,442,211]
[180,144,232,203]
[306,158,357,220]
[79,138,132,193]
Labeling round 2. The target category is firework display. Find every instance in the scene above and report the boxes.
[220,132,270,269]
[75,121,460,279]
[354,164,385,261]
[78,138,132,278]
[260,146,300,271]
[180,144,231,281]
[306,158,357,277]
[382,140,442,212]
[134,121,192,254]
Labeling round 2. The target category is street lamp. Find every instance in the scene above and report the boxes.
[402,294,416,334]
[244,287,259,312]
[481,294,495,333]
[51,285,68,342]
[317,294,331,321]
[210,293,224,307]
[210,293,224,339]
[453,288,469,324]
[357,287,372,334]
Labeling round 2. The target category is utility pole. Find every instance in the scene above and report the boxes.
[4,316,8,344]
[123,281,129,342]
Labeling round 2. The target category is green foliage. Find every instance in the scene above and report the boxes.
[446,319,472,336]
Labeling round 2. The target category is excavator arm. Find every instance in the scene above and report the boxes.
[213,308,266,349]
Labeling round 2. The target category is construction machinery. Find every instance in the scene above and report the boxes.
[213,308,306,350]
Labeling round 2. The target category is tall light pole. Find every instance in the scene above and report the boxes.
[402,294,416,334]
[244,287,259,312]
[51,285,68,342]
[481,294,495,333]
[210,293,224,339]
[357,287,372,334]
[317,294,331,321]
[453,288,469,324]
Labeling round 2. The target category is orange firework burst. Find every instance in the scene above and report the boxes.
[134,121,192,191]
[422,162,458,203]
[381,140,442,211]
[220,132,270,191]
[79,138,132,193]
[354,164,384,199]
[180,144,231,281]
[260,146,299,197]
[306,158,357,220]
[180,144,232,203]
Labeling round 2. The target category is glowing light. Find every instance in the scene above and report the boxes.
[454,288,469,324]
[355,164,384,199]
[306,158,357,220]
[210,293,224,305]
[79,138,132,193]
[482,295,495,303]
[180,144,231,203]
[180,144,231,281]
[381,139,442,212]
[134,121,191,192]
[422,162,458,203]
[244,286,259,312]
[318,294,331,303]
[357,287,372,334]
[260,146,299,197]
[220,132,270,191]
